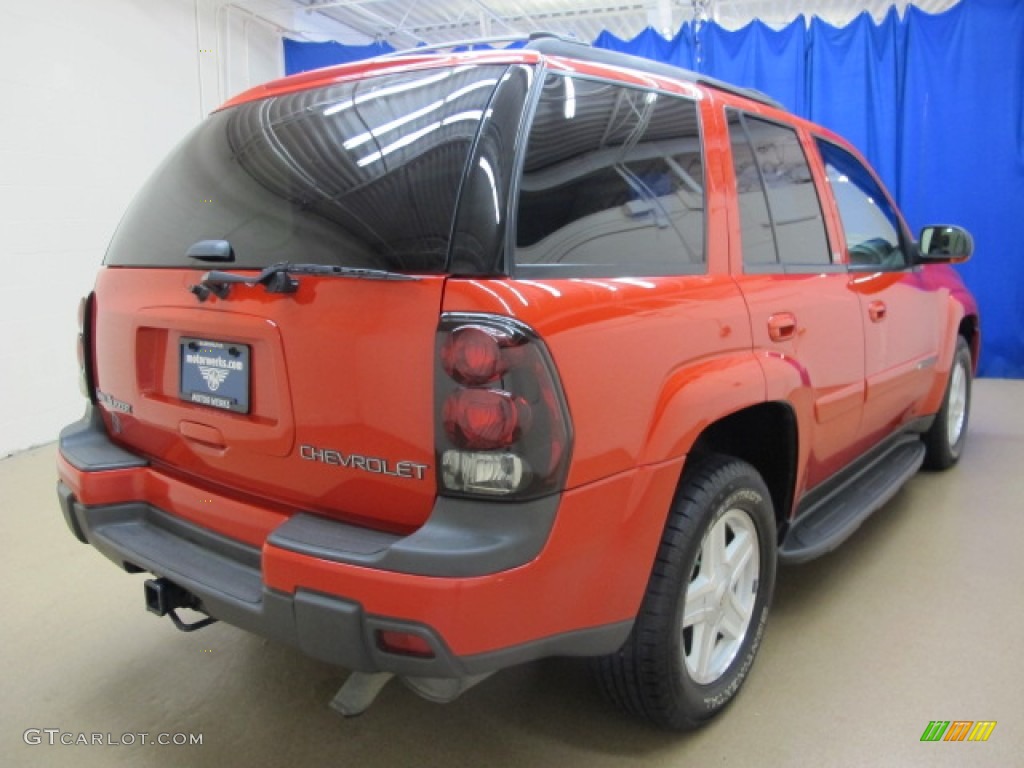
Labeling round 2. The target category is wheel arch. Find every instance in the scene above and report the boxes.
[638,353,801,534]
[688,402,798,535]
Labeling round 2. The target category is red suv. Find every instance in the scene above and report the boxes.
[58,36,978,729]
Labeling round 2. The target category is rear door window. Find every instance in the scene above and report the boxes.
[726,111,833,271]
[514,74,705,276]
[105,65,511,272]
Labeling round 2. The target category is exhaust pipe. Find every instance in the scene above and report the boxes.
[144,578,217,632]
[328,670,495,718]
[401,672,493,703]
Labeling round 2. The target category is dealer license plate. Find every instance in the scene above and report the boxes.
[179,337,250,413]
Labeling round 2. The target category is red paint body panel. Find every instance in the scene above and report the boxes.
[92,268,444,532]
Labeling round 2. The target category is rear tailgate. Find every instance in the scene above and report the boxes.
[93,269,444,530]
[89,62,526,532]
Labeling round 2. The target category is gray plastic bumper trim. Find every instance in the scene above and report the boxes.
[268,494,559,578]
[58,406,148,472]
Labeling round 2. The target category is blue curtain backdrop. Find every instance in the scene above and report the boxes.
[283,0,1024,377]
[807,9,904,194]
[283,37,394,72]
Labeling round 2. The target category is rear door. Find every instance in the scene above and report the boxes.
[723,110,866,488]
[93,63,525,531]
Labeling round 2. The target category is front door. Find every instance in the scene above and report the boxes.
[813,139,942,445]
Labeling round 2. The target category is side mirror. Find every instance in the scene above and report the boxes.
[918,225,973,264]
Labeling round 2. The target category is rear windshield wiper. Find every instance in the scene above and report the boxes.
[189,262,419,301]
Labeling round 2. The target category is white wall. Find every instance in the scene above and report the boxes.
[0,0,284,457]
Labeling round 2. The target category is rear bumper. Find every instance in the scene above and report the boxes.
[58,408,683,676]
[59,484,630,677]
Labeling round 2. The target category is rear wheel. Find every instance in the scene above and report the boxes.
[595,454,777,730]
[923,336,972,470]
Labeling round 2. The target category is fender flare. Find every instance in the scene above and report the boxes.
[638,352,768,466]
[639,350,814,523]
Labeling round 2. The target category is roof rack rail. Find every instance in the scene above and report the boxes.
[524,37,783,110]
[385,31,585,58]
[372,33,782,112]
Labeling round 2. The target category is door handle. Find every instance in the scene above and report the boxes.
[868,300,887,323]
[179,420,226,450]
[768,312,797,342]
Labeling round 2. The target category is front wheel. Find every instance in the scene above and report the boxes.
[923,336,973,470]
[594,454,777,730]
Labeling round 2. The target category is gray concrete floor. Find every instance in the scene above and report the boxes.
[3,379,1023,767]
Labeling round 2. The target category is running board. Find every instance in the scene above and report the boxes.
[779,434,925,564]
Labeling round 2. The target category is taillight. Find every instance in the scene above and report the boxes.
[77,293,96,402]
[442,389,528,450]
[440,326,508,386]
[436,314,572,499]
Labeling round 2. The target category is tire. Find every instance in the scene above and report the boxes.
[594,454,777,730]
[923,336,972,470]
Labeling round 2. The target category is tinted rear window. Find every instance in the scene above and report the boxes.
[105,65,510,271]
